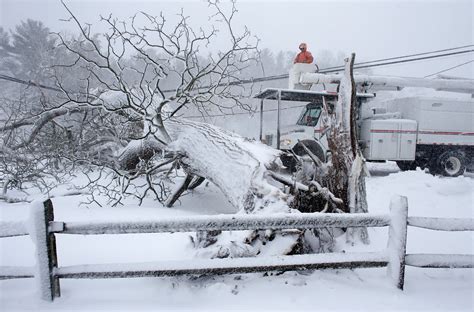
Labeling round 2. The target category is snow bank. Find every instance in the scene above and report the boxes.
[1,164,473,310]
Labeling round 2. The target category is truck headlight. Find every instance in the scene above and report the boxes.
[280,139,292,147]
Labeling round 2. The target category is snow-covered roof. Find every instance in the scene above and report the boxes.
[254,88,374,102]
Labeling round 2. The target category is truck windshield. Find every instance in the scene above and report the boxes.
[296,105,322,127]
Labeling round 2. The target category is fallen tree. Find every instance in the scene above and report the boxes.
[63,53,368,257]
[117,54,368,256]
[0,1,370,257]
[164,118,304,257]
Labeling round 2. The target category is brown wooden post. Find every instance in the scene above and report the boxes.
[259,98,264,141]
[44,199,61,298]
[34,199,60,301]
[276,90,281,150]
[387,195,408,290]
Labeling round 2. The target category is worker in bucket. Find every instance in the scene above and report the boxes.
[294,43,314,64]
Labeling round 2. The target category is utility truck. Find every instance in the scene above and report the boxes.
[255,64,474,176]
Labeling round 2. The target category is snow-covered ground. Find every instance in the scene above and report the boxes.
[1,163,473,311]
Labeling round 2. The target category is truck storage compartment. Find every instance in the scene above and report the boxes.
[360,119,417,161]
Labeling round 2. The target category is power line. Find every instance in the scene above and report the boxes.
[186,51,474,120]
[344,49,474,73]
[1,46,473,94]
[2,47,472,121]
[161,48,474,92]
[321,44,474,71]
[0,74,62,92]
[423,59,474,78]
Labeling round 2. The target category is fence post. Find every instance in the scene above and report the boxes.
[31,199,60,301]
[44,199,61,298]
[387,195,408,290]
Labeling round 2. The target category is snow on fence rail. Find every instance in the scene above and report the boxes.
[0,196,473,301]
[407,217,474,231]
[0,221,28,238]
[55,213,391,235]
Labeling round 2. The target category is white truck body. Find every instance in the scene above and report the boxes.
[256,66,474,175]
[359,97,474,161]
[359,118,418,161]
[275,95,474,174]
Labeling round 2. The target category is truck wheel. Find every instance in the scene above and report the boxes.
[435,150,466,177]
[292,140,326,163]
[280,153,298,172]
[396,161,417,171]
[280,141,325,172]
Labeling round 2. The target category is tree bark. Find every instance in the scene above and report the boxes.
[325,53,369,244]
[161,118,303,258]
[165,118,290,213]
[165,174,194,208]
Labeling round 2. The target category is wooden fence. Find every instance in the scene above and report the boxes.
[0,195,473,301]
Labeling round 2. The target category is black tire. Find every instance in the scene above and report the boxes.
[280,140,325,172]
[432,150,466,177]
[280,153,298,172]
[396,161,417,171]
[292,140,326,162]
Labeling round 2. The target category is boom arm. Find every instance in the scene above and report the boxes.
[293,71,474,94]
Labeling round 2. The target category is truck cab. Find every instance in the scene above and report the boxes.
[254,88,373,166]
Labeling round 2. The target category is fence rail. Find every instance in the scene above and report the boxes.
[405,254,473,268]
[0,221,28,238]
[0,266,34,280]
[56,252,389,279]
[407,217,474,231]
[54,213,391,235]
[0,196,473,301]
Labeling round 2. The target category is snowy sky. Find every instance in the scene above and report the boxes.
[0,0,473,78]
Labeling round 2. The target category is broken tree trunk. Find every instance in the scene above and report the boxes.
[163,118,304,258]
[164,174,195,207]
[325,53,370,244]
[165,118,291,213]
